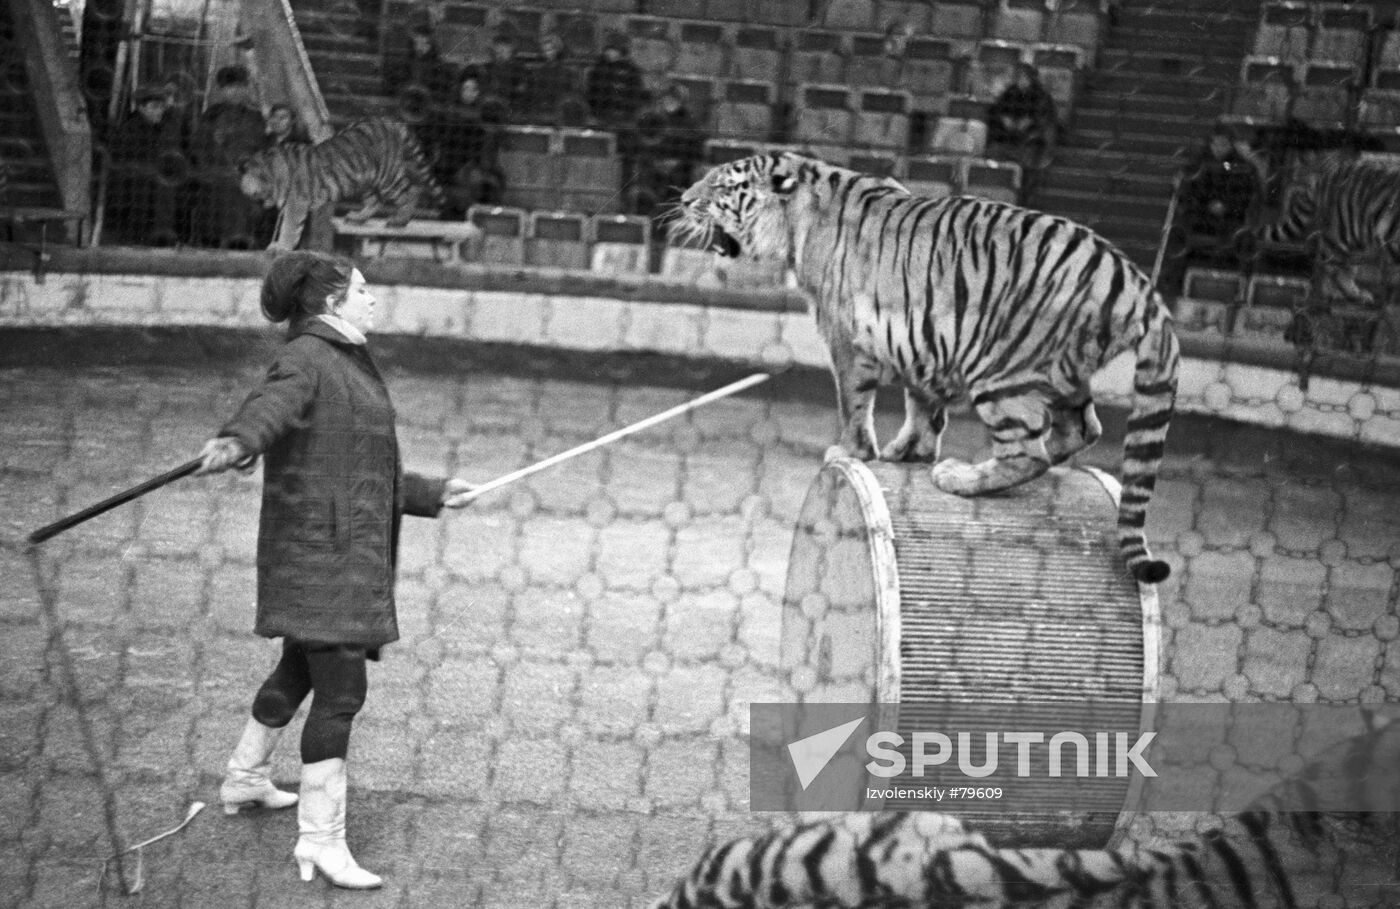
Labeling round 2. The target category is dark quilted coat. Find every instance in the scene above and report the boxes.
[221,319,445,647]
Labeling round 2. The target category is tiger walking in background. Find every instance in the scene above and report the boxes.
[238,117,444,251]
[1254,152,1400,306]
[650,716,1400,909]
[676,153,1179,583]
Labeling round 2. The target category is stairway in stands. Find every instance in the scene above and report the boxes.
[288,0,395,124]
[0,0,63,211]
[1031,0,1261,273]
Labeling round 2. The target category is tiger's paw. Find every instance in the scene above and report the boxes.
[880,431,940,463]
[931,459,982,496]
[824,442,876,464]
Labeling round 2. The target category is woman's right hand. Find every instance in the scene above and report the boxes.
[197,436,253,474]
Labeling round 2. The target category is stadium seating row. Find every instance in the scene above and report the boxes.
[441,0,1103,55]
[704,138,1023,202]
[418,0,1102,75]
[1229,55,1360,128]
[1252,1,1372,64]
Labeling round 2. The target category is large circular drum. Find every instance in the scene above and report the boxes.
[780,459,1160,847]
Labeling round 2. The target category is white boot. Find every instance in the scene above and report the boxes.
[293,758,382,889]
[220,718,299,815]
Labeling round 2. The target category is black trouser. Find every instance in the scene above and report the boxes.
[251,639,368,763]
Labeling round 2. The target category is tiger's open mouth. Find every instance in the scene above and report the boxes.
[709,228,741,258]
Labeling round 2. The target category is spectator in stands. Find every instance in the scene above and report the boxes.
[479,29,529,119]
[587,31,646,130]
[382,23,456,105]
[628,82,706,218]
[522,31,588,126]
[255,104,332,250]
[1180,124,1266,241]
[986,63,1058,203]
[106,84,186,246]
[416,72,505,217]
[189,64,266,248]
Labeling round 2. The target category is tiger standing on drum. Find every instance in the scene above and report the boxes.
[675,152,1179,583]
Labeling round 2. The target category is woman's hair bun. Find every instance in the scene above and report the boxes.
[260,251,349,323]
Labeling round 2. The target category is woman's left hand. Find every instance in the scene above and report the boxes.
[441,477,479,509]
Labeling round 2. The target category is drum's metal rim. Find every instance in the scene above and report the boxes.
[824,457,904,706]
[1079,466,1164,849]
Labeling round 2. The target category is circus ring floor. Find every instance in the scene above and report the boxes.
[0,315,1397,907]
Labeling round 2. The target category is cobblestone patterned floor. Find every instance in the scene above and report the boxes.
[1,348,1397,907]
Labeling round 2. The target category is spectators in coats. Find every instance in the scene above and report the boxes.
[105,84,186,246]
[586,30,645,129]
[189,64,267,248]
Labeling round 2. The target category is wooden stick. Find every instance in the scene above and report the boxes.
[27,457,204,545]
[455,372,772,504]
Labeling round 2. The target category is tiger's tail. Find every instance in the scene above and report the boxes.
[1119,299,1179,584]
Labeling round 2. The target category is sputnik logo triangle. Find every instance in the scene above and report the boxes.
[786,717,864,790]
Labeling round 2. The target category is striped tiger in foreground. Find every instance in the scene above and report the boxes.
[1255,153,1400,306]
[675,153,1179,583]
[650,717,1400,909]
[238,117,443,251]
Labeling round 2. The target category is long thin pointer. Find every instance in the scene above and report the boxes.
[455,372,772,504]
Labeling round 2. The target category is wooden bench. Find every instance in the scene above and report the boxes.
[332,218,483,265]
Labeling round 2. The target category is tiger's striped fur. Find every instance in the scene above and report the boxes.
[677,153,1178,583]
[1256,153,1400,305]
[238,117,443,251]
[651,718,1400,909]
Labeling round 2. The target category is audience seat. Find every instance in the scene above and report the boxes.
[754,0,812,27]
[793,84,855,159]
[790,30,847,85]
[497,126,558,211]
[715,80,777,141]
[1291,61,1357,128]
[965,40,1029,104]
[496,7,544,54]
[990,0,1046,44]
[526,210,589,269]
[821,0,878,30]
[1360,68,1400,135]
[930,0,989,57]
[558,129,621,213]
[1182,268,1246,307]
[847,152,902,179]
[705,138,766,165]
[590,213,651,275]
[551,10,598,58]
[904,38,959,112]
[964,157,1021,203]
[731,27,784,83]
[1041,0,1102,63]
[847,33,902,87]
[1379,29,1400,70]
[1252,1,1311,63]
[468,205,527,265]
[877,0,934,32]
[1033,45,1082,119]
[1310,4,1370,62]
[437,3,491,64]
[675,20,729,79]
[926,96,989,155]
[854,89,913,153]
[1229,56,1295,125]
[670,76,716,129]
[904,155,964,198]
[626,17,677,76]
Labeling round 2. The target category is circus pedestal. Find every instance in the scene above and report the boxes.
[779,459,1160,847]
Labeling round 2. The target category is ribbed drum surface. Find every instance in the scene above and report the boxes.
[780,460,1155,848]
